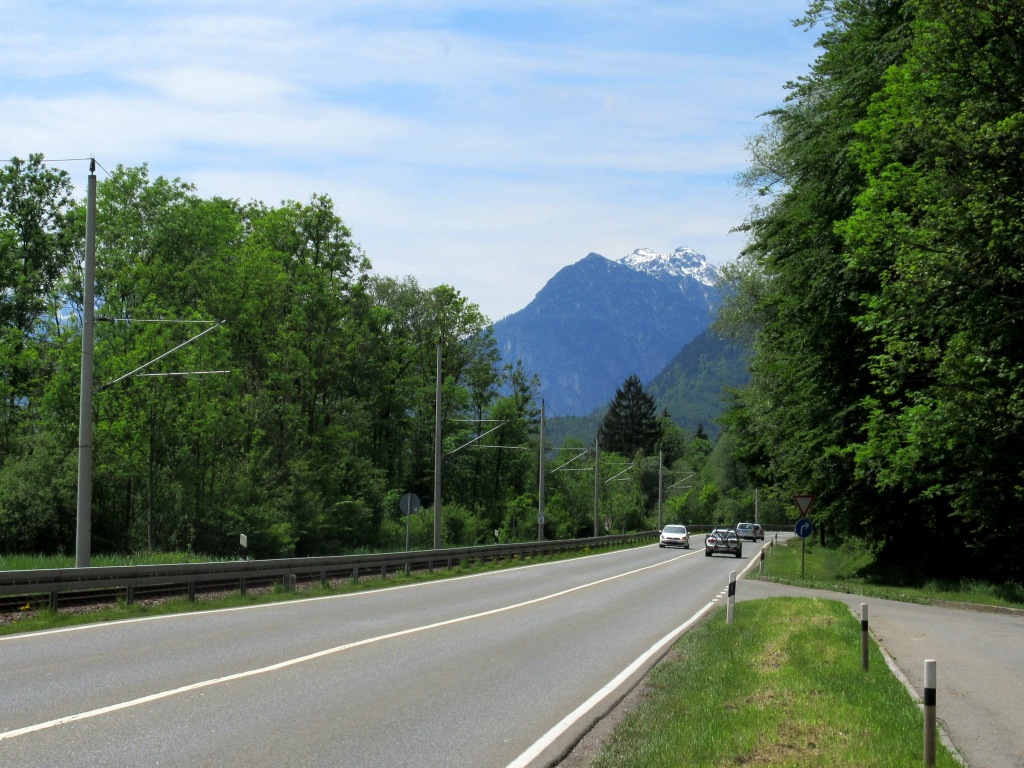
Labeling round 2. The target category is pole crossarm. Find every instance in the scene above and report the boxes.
[102,318,220,324]
[549,449,590,474]
[100,320,225,390]
[444,421,507,457]
[667,483,694,493]
[665,472,697,490]
[135,370,231,377]
[603,464,635,484]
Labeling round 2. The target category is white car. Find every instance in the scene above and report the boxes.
[659,524,690,549]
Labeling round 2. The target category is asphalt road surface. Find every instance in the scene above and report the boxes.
[1,540,749,768]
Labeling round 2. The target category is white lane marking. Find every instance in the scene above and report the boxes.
[506,540,770,768]
[1,549,698,741]
[505,596,720,768]
[0,544,649,642]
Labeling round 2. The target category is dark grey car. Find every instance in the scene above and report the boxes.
[705,528,743,558]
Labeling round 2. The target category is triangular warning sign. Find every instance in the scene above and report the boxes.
[793,495,816,516]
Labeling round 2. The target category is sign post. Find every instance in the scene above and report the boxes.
[792,495,815,577]
[400,493,421,553]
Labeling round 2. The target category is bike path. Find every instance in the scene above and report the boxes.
[737,579,1024,768]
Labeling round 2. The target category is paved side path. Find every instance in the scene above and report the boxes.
[738,579,1024,768]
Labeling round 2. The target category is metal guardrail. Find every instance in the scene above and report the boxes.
[0,532,657,611]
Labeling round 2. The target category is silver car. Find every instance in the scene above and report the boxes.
[736,522,764,541]
[659,524,690,549]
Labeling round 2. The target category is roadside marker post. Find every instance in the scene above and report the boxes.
[861,603,869,671]
[924,660,937,766]
[727,570,737,626]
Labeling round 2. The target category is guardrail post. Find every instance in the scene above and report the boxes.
[50,590,59,610]
[126,585,134,605]
[727,570,737,625]
[283,574,297,592]
[861,604,869,671]
[924,659,937,767]
[188,580,196,601]
[240,577,247,597]
[351,566,359,584]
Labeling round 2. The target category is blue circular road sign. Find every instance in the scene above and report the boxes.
[795,518,814,538]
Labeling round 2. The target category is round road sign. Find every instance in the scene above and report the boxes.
[795,518,814,538]
[400,493,421,515]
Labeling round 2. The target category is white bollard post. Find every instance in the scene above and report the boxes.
[861,603,869,671]
[727,570,737,625]
[924,659,936,767]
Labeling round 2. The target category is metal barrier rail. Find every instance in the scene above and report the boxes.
[0,532,657,611]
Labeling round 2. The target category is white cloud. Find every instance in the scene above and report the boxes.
[0,0,816,320]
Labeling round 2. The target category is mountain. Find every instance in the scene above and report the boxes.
[646,326,751,437]
[491,247,722,417]
[542,326,751,450]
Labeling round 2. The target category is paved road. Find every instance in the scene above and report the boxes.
[738,579,1024,768]
[0,543,745,768]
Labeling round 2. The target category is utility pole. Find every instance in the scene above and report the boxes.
[592,438,600,537]
[538,399,545,541]
[433,338,443,550]
[658,449,663,530]
[75,160,96,568]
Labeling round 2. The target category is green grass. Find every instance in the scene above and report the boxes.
[591,598,961,768]
[0,551,231,571]
[755,537,1024,609]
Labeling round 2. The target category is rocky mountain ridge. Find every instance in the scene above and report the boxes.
[491,247,723,417]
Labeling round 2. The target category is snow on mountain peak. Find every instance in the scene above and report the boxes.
[617,247,719,287]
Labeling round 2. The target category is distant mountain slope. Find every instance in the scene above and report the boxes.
[646,326,750,436]
[492,247,721,417]
[544,325,750,449]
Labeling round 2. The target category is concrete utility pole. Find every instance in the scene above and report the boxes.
[538,399,545,541]
[433,338,443,550]
[75,160,97,568]
[592,439,600,537]
[658,449,664,530]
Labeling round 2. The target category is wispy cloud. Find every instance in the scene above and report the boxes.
[1,0,816,320]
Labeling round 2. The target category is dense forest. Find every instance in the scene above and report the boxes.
[0,156,744,561]
[720,0,1023,582]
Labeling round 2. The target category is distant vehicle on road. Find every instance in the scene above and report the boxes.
[705,528,743,558]
[659,524,689,549]
[736,522,764,541]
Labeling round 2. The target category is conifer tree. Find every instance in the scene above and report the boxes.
[598,375,662,457]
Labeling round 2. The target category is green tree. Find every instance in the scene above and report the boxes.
[0,154,76,457]
[0,158,523,559]
[598,374,662,457]
[837,0,1024,578]
[719,0,913,554]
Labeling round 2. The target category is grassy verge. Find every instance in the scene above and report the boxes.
[0,551,232,570]
[591,598,961,767]
[755,536,1024,609]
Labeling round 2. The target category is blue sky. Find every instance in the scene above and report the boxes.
[2,1,818,321]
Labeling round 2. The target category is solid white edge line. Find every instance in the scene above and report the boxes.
[504,596,720,768]
[1,548,694,741]
[505,539,770,768]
